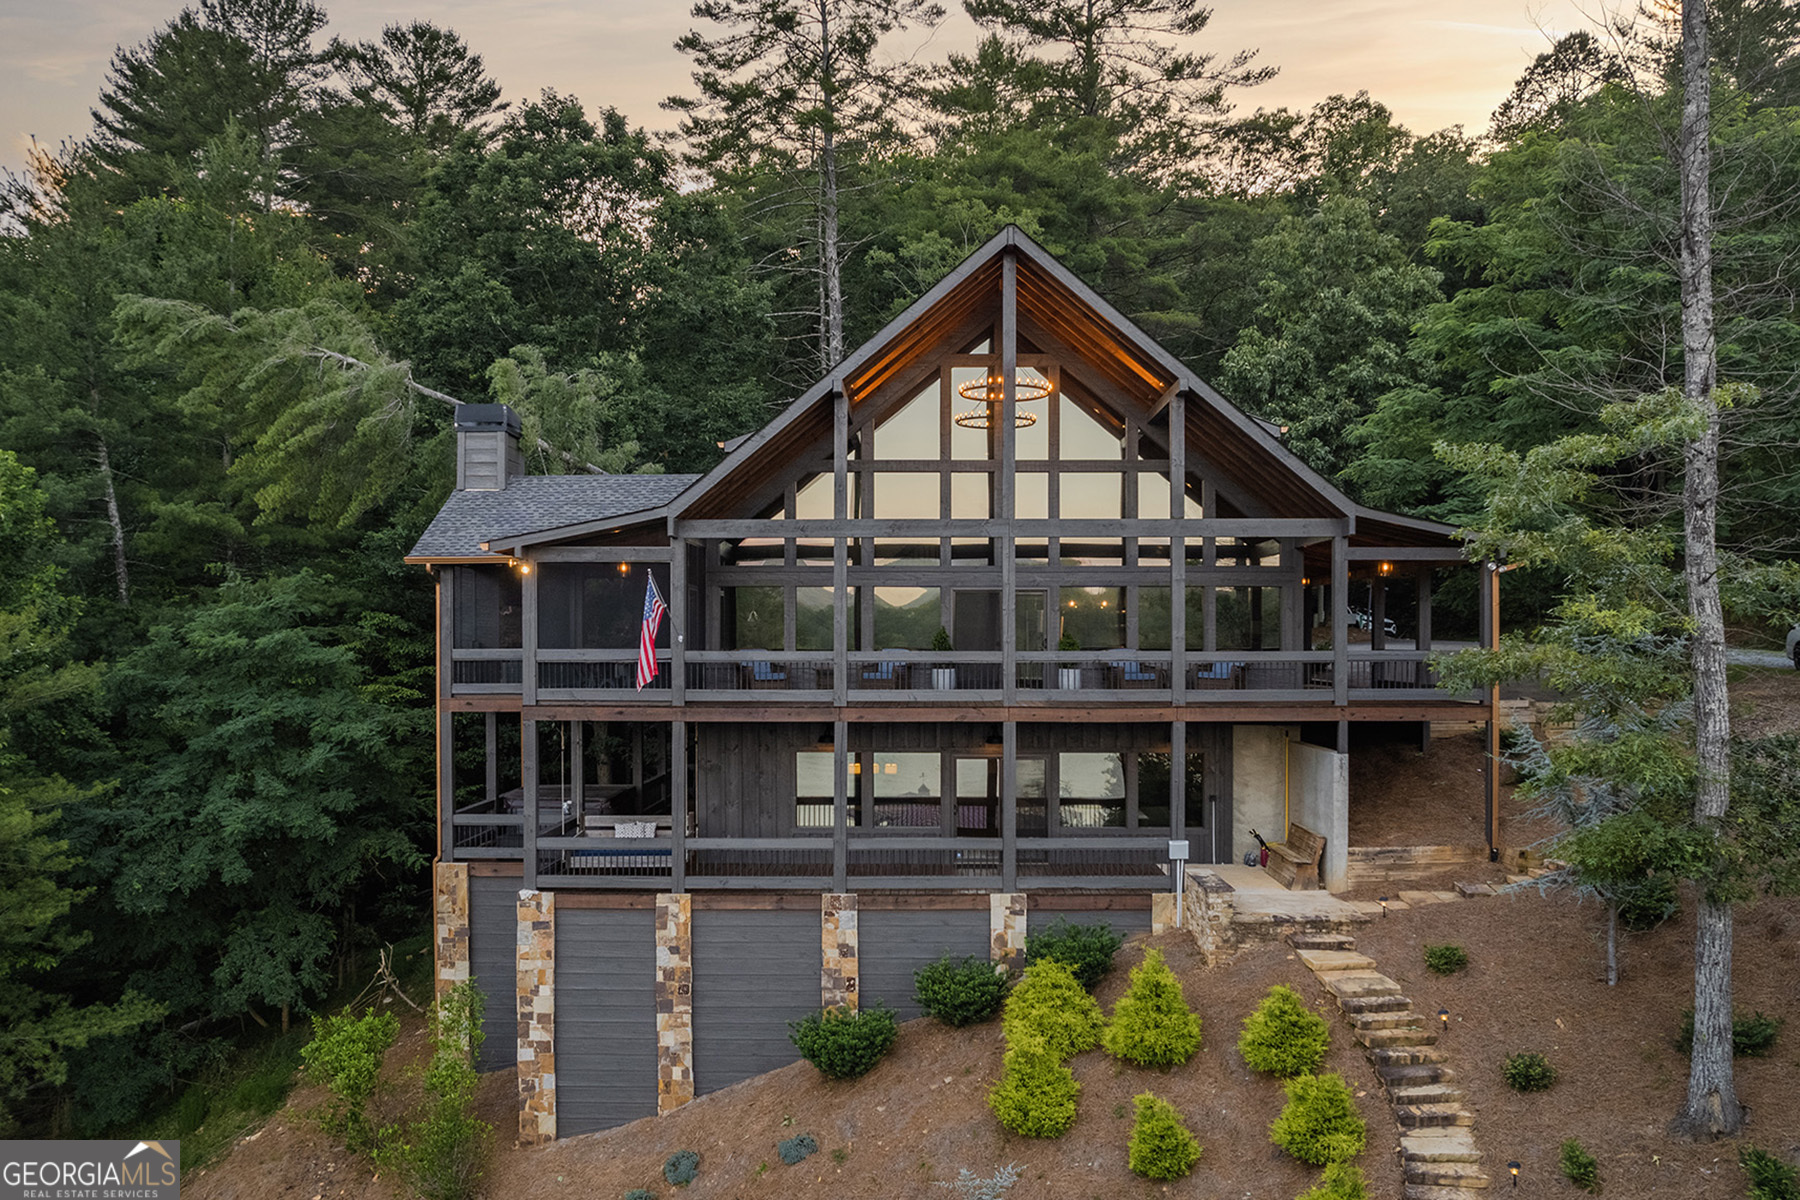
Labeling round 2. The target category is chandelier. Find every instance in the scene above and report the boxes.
[953,370,1052,429]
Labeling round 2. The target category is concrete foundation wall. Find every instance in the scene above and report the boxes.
[1231,726,1349,891]
[1288,741,1349,892]
[1231,725,1293,865]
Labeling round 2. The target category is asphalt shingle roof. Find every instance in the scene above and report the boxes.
[408,474,699,558]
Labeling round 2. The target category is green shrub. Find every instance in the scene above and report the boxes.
[1423,944,1469,975]
[374,981,491,1200]
[987,1033,1079,1137]
[1103,948,1201,1067]
[1127,1092,1201,1180]
[1023,918,1123,990]
[624,1191,656,1200]
[1269,1072,1366,1166]
[663,1149,700,1187]
[1677,1008,1783,1057]
[1616,875,1679,931]
[1297,1162,1369,1200]
[1238,984,1330,1077]
[1560,1138,1600,1193]
[1742,1146,1800,1200]
[915,955,1009,1027]
[1001,960,1103,1058]
[777,1133,818,1165]
[1502,1052,1556,1092]
[299,1006,399,1152]
[788,1004,898,1079]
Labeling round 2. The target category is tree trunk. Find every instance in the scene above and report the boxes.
[818,0,845,373]
[94,432,131,608]
[1676,0,1744,1140]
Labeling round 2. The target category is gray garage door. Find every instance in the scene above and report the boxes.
[555,908,658,1136]
[693,910,818,1095]
[469,876,518,1072]
[857,908,990,1020]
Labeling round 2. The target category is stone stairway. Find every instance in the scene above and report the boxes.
[1289,933,1490,1199]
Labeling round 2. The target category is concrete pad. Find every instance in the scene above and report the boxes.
[1296,948,1377,973]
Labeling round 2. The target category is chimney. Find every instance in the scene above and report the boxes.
[454,404,523,491]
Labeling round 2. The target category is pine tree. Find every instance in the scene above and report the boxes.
[1126,1092,1200,1180]
[1102,947,1201,1067]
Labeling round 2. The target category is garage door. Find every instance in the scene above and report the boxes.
[555,907,658,1135]
[692,910,818,1095]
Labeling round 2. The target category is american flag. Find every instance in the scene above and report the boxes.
[636,573,666,691]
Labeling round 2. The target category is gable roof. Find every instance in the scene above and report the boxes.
[405,473,699,561]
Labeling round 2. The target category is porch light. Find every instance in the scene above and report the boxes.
[617,562,629,574]
[1377,561,1394,577]
[954,370,1050,429]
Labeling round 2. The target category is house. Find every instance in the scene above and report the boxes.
[407,227,1499,1141]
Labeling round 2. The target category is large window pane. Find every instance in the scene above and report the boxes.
[1138,586,1172,651]
[1137,472,1172,520]
[1060,395,1123,459]
[1061,473,1123,519]
[796,587,843,651]
[871,752,941,828]
[1017,758,1047,834]
[796,750,848,829]
[1216,586,1282,651]
[951,472,990,519]
[874,385,938,460]
[872,473,937,519]
[1016,472,1048,519]
[1135,751,1201,830]
[1059,587,1125,650]
[540,564,667,649]
[729,585,784,651]
[1059,752,1125,828]
[453,566,522,649]
[873,586,940,650]
[795,474,832,519]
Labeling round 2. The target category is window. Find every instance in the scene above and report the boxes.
[873,586,940,650]
[1134,751,1202,830]
[874,385,939,460]
[540,564,668,649]
[453,566,521,649]
[795,750,844,829]
[1059,587,1125,650]
[728,586,784,651]
[871,752,941,827]
[1217,586,1282,651]
[1059,752,1125,828]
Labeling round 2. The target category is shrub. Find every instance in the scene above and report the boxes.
[1742,1146,1800,1200]
[1677,1008,1783,1058]
[1002,960,1103,1058]
[915,955,1009,1027]
[935,1165,1022,1199]
[1024,918,1123,990]
[1297,1162,1369,1200]
[1502,1052,1556,1092]
[987,1033,1079,1137]
[299,1006,399,1151]
[1423,944,1469,975]
[788,1004,897,1079]
[1103,948,1201,1067]
[1239,985,1330,1077]
[1616,875,1679,931]
[1560,1138,1600,1193]
[777,1133,818,1165]
[624,1191,656,1200]
[1127,1092,1201,1180]
[663,1149,700,1187]
[375,982,491,1200]
[1270,1073,1366,1166]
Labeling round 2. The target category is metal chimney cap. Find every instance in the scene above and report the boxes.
[453,404,522,435]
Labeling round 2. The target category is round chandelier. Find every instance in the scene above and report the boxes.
[953,370,1052,429]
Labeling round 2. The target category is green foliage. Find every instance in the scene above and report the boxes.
[932,626,954,653]
[1297,1161,1370,1200]
[776,1133,818,1165]
[1269,1072,1366,1166]
[1677,1009,1783,1058]
[1126,1092,1201,1180]
[375,982,490,1200]
[663,1149,700,1187]
[1560,1138,1601,1193]
[1238,985,1330,1077]
[624,1191,657,1200]
[914,955,1009,1027]
[1423,944,1469,975]
[1023,918,1122,990]
[1502,1052,1556,1093]
[788,1005,897,1080]
[1742,1146,1800,1200]
[987,1033,1079,1138]
[300,1007,399,1151]
[1616,874,1680,931]
[1102,948,1201,1067]
[1001,960,1103,1058]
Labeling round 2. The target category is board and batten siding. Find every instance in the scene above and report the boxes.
[469,875,519,1073]
[855,908,990,1020]
[555,908,658,1136]
[692,911,818,1095]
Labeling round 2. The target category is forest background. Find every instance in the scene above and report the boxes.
[1,0,1797,1140]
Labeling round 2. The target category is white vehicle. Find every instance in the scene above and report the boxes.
[1787,623,1800,669]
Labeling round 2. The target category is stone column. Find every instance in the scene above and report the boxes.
[516,889,555,1145]
[434,862,470,999]
[655,894,694,1114]
[990,893,1026,971]
[1151,892,1178,936]
[821,893,858,1010]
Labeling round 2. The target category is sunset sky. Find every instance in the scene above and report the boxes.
[0,0,1594,176]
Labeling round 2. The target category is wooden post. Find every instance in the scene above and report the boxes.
[522,719,539,889]
[833,384,849,707]
[437,569,455,860]
[671,720,687,893]
[1170,719,1186,841]
[671,541,687,705]
[521,557,538,707]
[1000,253,1018,705]
[485,712,498,807]
[1331,535,1349,706]
[1169,388,1187,704]
[1001,720,1018,892]
[1485,563,1502,853]
[832,718,849,890]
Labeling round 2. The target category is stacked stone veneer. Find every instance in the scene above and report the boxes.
[989,893,1026,969]
[821,893,859,1010]
[1183,868,1240,965]
[433,863,470,999]
[1150,891,1178,935]
[655,894,695,1114]
[516,890,555,1145]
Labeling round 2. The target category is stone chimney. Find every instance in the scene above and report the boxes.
[454,404,523,491]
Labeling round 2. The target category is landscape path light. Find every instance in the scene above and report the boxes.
[1508,1160,1521,1188]
[1438,1006,1449,1035]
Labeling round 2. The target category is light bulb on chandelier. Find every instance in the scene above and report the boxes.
[953,370,1052,429]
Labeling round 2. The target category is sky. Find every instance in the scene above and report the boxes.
[0,0,1594,177]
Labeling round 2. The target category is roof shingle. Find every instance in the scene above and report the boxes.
[407,474,699,559]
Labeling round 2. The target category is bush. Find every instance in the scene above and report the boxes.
[1742,1146,1800,1200]
[1297,1162,1369,1200]
[1001,960,1103,1058]
[1127,1092,1201,1180]
[1024,918,1123,990]
[915,955,1010,1027]
[299,1007,399,1152]
[1502,1052,1556,1092]
[1423,944,1469,975]
[788,1005,898,1079]
[987,1033,1080,1137]
[663,1150,700,1187]
[1677,1008,1783,1058]
[777,1133,818,1165]
[374,982,491,1200]
[1560,1138,1600,1193]
[1239,985,1331,1077]
[1270,1073,1366,1166]
[1103,948,1201,1067]
[1616,875,1679,931]
[624,1191,656,1200]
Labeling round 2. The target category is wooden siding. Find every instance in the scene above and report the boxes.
[555,908,658,1135]
[469,875,518,1073]
[692,911,818,1095]
[857,909,991,1020]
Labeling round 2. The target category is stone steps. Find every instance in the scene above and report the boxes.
[1296,948,1378,973]
[1392,1083,1465,1105]
[1319,971,1403,1000]
[1287,931,1358,951]
[1372,1045,1449,1068]
[1404,1188,1492,1200]
[1354,1010,1424,1031]
[1396,1103,1476,1128]
[1338,992,1414,1014]
[1379,1062,1456,1087]
[1401,1129,1481,1164]
[1406,1162,1490,1189]
[1355,1025,1440,1049]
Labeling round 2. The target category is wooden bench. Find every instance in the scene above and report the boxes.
[1265,822,1325,890]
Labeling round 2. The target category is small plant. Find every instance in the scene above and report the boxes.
[936,1164,1022,1199]
[1560,1138,1601,1193]
[915,955,1009,1027]
[624,1191,656,1200]
[1676,1008,1783,1058]
[1002,960,1103,1058]
[1742,1145,1800,1200]
[663,1149,700,1187]
[1103,948,1201,1067]
[1502,1051,1556,1092]
[1297,1161,1369,1200]
[988,1032,1080,1137]
[788,1004,898,1079]
[1239,984,1330,1077]
[375,982,491,1200]
[933,626,954,653]
[1024,917,1122,990]
[777,1133,819,1165]
[299,1006,399,1152]
[830,1147,849,1165]
[1423,943,1469,975]
[1127,1092,1201,1180]
[1270,1072,1366,1165]
[1616,874,1679,931]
